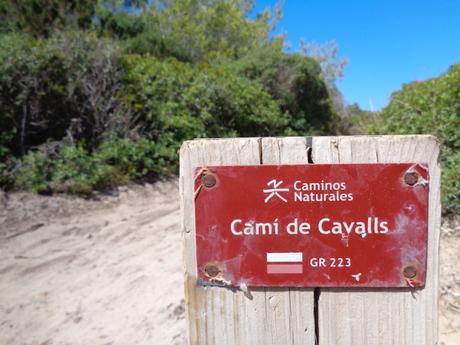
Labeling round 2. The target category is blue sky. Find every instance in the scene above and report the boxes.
[253,0,460,110]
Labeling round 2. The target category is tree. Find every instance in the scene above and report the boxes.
[98,0,281,63]
[231,41,339,134]
[0,0,97,37]
[370,63,460,213]
[300,40,348,119]
[0,32,129,156]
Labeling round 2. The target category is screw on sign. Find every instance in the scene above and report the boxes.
[403,265,417,279]
[404,171,420,186]
[194,163,430,288]
[204,264,220,278]
[201,172,217,188]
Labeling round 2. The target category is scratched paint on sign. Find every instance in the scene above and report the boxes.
[194,164,429,288]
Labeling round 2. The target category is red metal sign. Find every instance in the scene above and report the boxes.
[194,164,429,288]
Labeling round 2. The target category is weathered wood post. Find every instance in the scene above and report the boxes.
[180,135,440,345]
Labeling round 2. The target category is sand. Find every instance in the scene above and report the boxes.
[0,181,185,345]
[0,180,458,344]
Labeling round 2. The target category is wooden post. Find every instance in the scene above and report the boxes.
[180,135,440,345]
[313,136,441,345]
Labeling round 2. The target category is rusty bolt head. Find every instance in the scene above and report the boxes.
[403,265,417,279]
[404,171,419,186]
[204,264,220,278]
[202,173,217,188]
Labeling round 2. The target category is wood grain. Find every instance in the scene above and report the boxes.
[180,135,440,345]
[180,137,316,345]
[261,137,316,345]
[313,135,440,345]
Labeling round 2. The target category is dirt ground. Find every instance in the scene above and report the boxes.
[0,180,459,345]
[440,215,460,345]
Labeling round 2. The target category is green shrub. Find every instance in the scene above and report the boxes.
[14,145,114,194]
[12,137,173,194]
[231,43,339,135]
[97,137,166,177]
[0,115,14,159]
[370,63,460,213]
[97,10,146,39]
[0,32,130,157]
[51,145,123,194]
[0,0,97,38]
[0,33,35,157]
[0,160,15,189]
[123,30,193,62]
[14,151,54,193]
[122,54,287,168]
[0,2,346,195]
[96,0,279,63]
[443,149,460,213]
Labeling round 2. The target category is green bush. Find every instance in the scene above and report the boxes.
[122,54,288,168]
[13,137,168,195]
[231,43,339,135]
[0,164,9,188]
[96,0,279,63]
[50,145,121,194]
[0,0,97,38]
[14,151,55,193]
[13,146,114,194]
[97,137,167,177]
[97,10,146,39]
[123,30,193,62]
[97,9,192,61]
[370,63,460,213]
[443,149,460,213]
[0,1,348,195]
[0,32,130,157]
[0,33,35,157]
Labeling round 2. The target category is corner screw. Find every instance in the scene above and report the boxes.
[403,265,417,279]
[204,264,220,278]
[202,173,217,189]
[404,171,419,186]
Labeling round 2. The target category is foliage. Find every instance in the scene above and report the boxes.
[0,33,35,157]
[14,151,53,193]
[442,150,460,213]
[0,160,14,188]
[12,138,165,194]
[339,103,378,135]
[0,0,349,195]
[96,9,192,60]
[0,32,129,157]
[98,0,281,63]
[122,54,288,165]
[97,137,165,177]
[231,42,339,134]
[370,63,460,213]
[300,40,348,89]
[0,0,97,38]
[13,146,112,194]
[98,10,146,39]
[299,40,349,120]
[50,144,122,194]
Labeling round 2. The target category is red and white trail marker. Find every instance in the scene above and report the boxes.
[266,252,303,274]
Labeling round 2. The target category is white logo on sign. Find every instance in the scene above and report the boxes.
[263,179,289,203]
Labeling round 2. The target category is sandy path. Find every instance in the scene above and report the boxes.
[0,181,185,345]
[0,180,459,345]
[440,217,460,345]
